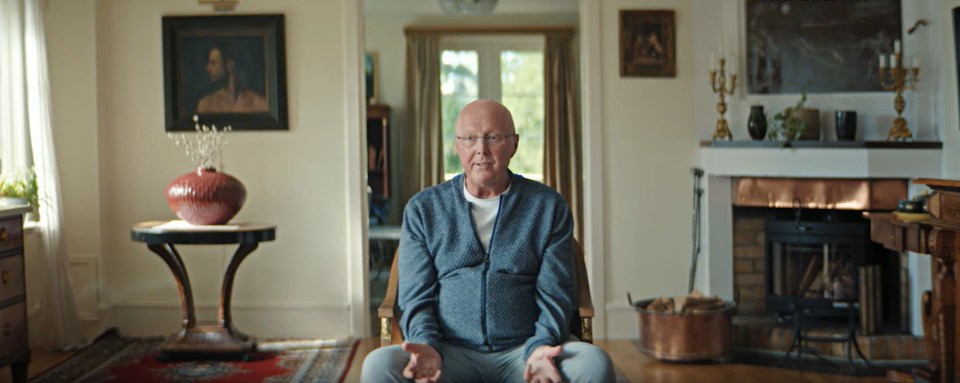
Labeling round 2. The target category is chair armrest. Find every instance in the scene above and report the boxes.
[378,252,401,347]
[378,253,400,319]
[574,241,594,319]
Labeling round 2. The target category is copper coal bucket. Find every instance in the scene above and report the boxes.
[633,298,735,361]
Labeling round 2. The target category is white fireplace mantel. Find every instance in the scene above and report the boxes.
[700,142,942,179]
[695,143,941,336]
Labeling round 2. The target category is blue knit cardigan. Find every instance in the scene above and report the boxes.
[398,173,574,362]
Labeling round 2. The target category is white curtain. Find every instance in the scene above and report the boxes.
[0,0,88,350]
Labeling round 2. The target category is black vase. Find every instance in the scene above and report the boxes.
[748,105,768,140]
[835,110,857,141]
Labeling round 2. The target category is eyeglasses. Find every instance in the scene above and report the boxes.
[455,133,518,146]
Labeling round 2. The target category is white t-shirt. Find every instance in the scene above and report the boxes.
[463,182,511,253]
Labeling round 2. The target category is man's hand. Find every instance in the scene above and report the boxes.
[524,345,563,383]
[401,342,442,383]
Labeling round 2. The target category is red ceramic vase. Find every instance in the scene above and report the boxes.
[165,167,247,225]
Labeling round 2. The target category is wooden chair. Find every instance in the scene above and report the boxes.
[377,239,594,347]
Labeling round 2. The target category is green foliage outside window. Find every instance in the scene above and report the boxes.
[0,167,39,213]
[500,50,543,180]
[440,49,544,181]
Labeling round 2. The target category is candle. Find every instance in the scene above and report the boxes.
[890,54,898,67]
[894,39,901,53]
[719,36,725,59]
[913,56,920,68]
[710,50,716,70]
[879,54,886,68]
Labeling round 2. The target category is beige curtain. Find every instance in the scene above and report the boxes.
[400,33,444,208]
[544,33,583,241]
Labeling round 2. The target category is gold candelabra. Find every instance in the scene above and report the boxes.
[879,52,919,141]
[710,58,737,140]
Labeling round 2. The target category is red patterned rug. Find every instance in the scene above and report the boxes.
[30,332,359,383]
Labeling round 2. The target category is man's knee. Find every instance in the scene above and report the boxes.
[361,345,408,383]
[558,342,615,383]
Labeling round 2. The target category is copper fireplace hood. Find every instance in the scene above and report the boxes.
[733,178,907,211]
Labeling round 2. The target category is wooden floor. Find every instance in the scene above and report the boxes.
[342,338,886,383]
[5,338,887,383]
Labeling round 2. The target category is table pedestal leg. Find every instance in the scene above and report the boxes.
[147,243,196,328]
[219,243,258,335]
[148,242,256,358]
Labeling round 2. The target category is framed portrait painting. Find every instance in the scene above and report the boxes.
[620,10,676,77]
[162,15,288,131]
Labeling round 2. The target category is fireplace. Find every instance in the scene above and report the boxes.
[764,209,869,319]
[730,178,910,333]
[694,144,942,360]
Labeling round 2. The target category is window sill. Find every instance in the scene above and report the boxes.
[24,220,38,234]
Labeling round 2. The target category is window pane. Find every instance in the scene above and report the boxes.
[500,50,543,181]
[441,50,479,178]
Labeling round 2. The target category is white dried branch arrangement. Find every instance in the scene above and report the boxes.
[168,115,232,169]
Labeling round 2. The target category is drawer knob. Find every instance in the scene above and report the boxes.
[3,323,10,336]
[0,228,6,243]
[1,270,8,284]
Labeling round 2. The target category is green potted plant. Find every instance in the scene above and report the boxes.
[0,168,39,216]
[768,82,820,142]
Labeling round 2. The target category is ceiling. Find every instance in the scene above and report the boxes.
[364,0,579,16]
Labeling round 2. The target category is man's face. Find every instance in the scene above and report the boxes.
[206,48,227,82]
[455,102,518,189]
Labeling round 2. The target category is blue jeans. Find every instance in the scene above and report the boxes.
[361,340,614,383]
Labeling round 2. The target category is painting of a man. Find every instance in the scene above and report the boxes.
[163,15,287,131]
[195,42,268,114]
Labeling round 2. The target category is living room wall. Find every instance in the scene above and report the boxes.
[41,0,960,343]
[46,0,358,338]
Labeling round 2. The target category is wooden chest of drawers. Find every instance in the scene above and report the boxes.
[0,210,30,383]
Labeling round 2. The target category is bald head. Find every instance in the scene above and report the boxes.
[455,99,515,136]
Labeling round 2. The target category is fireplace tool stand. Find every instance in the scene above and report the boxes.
[779,204,875,373]
[689,168,703,293]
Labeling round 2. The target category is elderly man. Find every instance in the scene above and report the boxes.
[361,99,614,383]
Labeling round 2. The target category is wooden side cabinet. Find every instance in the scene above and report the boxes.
[0,207,31,383]
[870,179,960,383]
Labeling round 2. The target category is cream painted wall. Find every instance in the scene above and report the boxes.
[940,0,960,178]
[46,0,102,266]
[43,0,356,338]
[39,0,960,342]
[600,0,695,338]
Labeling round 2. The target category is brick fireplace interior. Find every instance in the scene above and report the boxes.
[729,177,927,361]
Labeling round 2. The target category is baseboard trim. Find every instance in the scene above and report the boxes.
[110,303,352,338]
[604,303,640,339]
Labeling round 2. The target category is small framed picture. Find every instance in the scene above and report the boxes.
[365,51,378,104]
[162,15,288,131]
[619,10,676,77]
